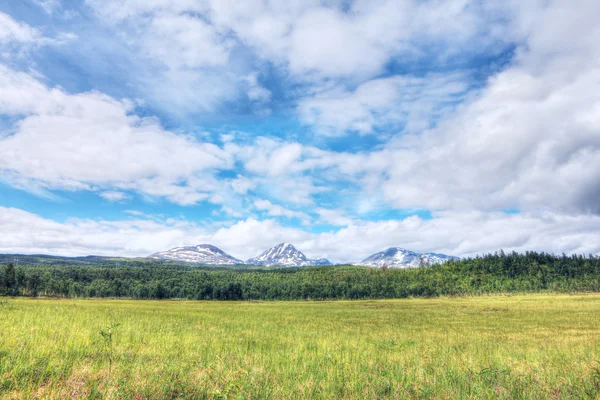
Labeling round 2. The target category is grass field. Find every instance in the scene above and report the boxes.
[1,295,600,399]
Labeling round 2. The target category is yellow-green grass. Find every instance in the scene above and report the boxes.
[1,295,599,399]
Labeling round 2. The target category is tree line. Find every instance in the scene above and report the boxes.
[1,251,599,300]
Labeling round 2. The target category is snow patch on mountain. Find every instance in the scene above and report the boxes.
[148,244,244,265]
[247,243,332,267]
[309,257,334,266]
[359,247,459,268]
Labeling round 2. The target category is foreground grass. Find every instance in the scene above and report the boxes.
[1,295,600,399]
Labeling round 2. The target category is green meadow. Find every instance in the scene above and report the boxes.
[1,295,600,399]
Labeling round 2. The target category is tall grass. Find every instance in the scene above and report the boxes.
[1,294,599,399]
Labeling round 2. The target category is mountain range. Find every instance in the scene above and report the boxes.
[148,243,458,268]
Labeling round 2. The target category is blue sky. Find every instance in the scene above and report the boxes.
[0,0,599,262]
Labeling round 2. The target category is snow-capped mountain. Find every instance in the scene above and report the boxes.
[359,247,459,268]
[247,243,332,267]
[148,244,244,265]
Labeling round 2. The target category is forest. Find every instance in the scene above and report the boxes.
[1,251,599,300]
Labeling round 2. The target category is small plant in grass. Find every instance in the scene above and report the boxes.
[99,323,120,379]
[209,368,249,399]
[592,361,600,390]
[0,299,8,308]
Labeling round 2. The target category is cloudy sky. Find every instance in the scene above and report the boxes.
[0,0,599,262]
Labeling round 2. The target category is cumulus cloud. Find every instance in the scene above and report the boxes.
[244,141,304,177]
[80,0,514,116]
[228,0,600,215]
[286,7,389,78]
[230,175,256,195]
[314,208,353,226]
[298,73,470,135]
[2,206,599,262]
[0,65,231,205]
[0,1,599,258]
[85,0,242,114]
[143,13,231,69]
[371,0,600,213]
[253,199,311,224]
[204,0,513,79]
[0,206,206,257]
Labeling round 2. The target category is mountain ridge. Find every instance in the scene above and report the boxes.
[246,243,332,267]
[358,247,459,268]
[145,244,458,267]
[148,244,244,265]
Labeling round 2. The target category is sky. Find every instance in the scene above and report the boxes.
[0,0,599,263]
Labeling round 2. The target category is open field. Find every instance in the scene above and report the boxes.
[1,295,600,399]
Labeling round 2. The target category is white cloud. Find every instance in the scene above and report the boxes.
[286,7,389,78]
[99,191,130,202]
[209,217,311,259]
[0,13,42,44]
[298,73,469,135]
[139,68,240,115]
[124,210,148,217]
[219,205,243,218]
[0,65,232,205]
[34,0,61,15]
[245,141,303,177]
[0,206,206,257]
[369,0,600,213]
[84,0,515,94]
[1,1,599,259]
[205,0,513,80]
[230,175,256,195]
[70,0,512,122]
[253,199,311,224]
[234,0,600,215]
[244,73,271,102]
[0,11,75,55]
[314,210,600,262]
[237,137,342,177]
[84,0,242,114]
[144,13,231,69]
[1,206,599,262]
[315,208,353,226]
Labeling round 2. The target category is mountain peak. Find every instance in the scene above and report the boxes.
[382,247,415,256]
[275,242,295,250]
[360,247,458,268]
[148,244,244,265]
[247,243,332,267]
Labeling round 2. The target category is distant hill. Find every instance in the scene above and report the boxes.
[0,254,131,266]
